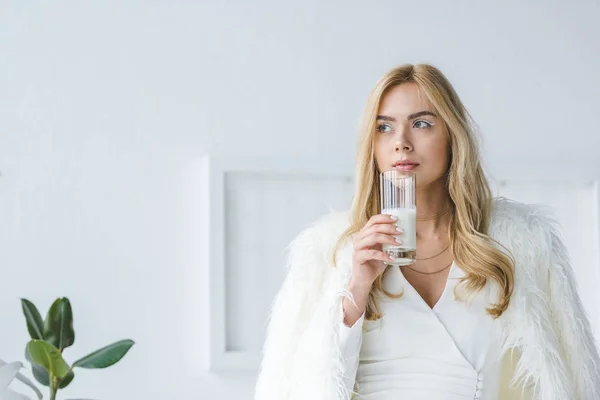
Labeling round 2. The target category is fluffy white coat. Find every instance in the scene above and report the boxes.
[254,198,600,400]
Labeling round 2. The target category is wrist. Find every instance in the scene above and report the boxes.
[348,276,373,296]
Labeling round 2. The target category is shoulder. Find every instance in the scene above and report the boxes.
[305,209,352,240]
[490,196,539,229]
[287,209,352,258]
[489,196,567,284]
[283,209,352,280]
[489,196,562,243]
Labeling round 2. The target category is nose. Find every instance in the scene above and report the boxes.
[393,126,413,152]
[394,138,413,152]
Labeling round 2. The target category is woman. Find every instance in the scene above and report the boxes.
[254,64,600,400]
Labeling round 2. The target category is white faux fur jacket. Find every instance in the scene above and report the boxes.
[254,197,600,400]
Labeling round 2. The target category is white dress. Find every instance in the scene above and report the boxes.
[340,262,504,400]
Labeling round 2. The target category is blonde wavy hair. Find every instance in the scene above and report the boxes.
[332,63,514,320]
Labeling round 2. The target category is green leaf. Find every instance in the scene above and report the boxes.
[25,344,75,389]
[57,367,75,389]
[43,297,75,351]
[73,339,135,369]
[26,340,71,379]
[25,346,49,387]
[25,343,75,389]
[21,298,44,340]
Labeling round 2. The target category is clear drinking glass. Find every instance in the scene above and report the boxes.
[379,170,416,266]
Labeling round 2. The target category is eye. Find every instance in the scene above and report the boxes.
[414,120,433,129]
[376,123,392,133]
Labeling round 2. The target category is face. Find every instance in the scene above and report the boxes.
[374,83,450,189]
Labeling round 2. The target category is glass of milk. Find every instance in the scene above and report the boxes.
[379,170,416,266]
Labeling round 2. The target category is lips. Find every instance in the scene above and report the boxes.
[394,164,418,171]
[393,160,419,171]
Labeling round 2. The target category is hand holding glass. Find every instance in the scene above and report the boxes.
[380,170,416,265]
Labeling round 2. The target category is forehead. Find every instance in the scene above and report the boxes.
[378,83,433,116]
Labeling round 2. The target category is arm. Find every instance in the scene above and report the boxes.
[339,311,364,397]
[535,212,600,399]
[254,211,355,400]
[254,224,328,400]
[255,258,370,400]
[254,210,378,400]
[339,280,370,396]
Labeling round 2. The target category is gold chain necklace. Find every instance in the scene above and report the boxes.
[416,208,451,221]
[404,260,453,275]
[415,243,450,260]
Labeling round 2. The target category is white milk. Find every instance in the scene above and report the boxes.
[382,207,416,265]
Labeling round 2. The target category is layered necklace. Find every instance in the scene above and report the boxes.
[405,207,453,275]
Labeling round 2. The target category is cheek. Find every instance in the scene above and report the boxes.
[373,138,388,171]
[434,142,450,163]
[422,137,450,170]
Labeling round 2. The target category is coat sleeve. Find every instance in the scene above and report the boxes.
[254,211,355,400]
[534,210,600,399]
[339,306,365,396]
[253,222,327,400]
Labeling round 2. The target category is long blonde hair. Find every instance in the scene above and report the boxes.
[332,64,514,320]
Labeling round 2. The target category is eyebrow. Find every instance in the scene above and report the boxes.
[376,111,437,122]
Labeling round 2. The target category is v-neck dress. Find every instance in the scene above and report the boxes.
[339,262,503,400]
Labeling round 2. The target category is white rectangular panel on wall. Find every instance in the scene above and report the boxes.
[201,155,353,372]
[199,157,600,373]
[492,176,600,342]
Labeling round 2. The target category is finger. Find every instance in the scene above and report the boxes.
[355,215,399,241]
[368,223,404,237]
[355,233,401,250]
[356,249,394,264]
[364,214,398,230]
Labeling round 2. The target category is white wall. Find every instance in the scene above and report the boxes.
[1,0,599,399]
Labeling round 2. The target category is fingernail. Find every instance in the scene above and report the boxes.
[396,227,403,233]
[395,238,403,244]
[390,215,398,221]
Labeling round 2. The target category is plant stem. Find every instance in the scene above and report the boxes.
[50,378,58,400]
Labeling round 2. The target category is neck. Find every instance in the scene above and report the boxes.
[415,182,452,239]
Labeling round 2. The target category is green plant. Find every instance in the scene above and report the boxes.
[20,298,135,400]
